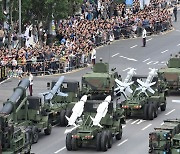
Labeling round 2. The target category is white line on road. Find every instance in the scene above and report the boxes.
[177,44,180,46]
[147,38,152,42]
[172,100,180,103]
[176,30,180,32]
[120,56,138,62]
[137,120,146,124]
[0,78,10,85]
[131,119,139,124]
[153,61,159,65]
[117,139,128,146]
[165,109,175,115]
[147,61,153,65]
[122,125,126,128]
[161,122,164,126]
[54,147,66,153]
[123,67,131,72]
[112,53,119,57]
[126,119,132,123]
[143,58,150,62]
[141,124,152,130]
[130,45,138,48]
[161,49,168,54]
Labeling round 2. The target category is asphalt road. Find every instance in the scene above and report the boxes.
[0,10,180,154]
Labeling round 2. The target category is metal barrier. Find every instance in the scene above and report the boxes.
[0,66,7,82]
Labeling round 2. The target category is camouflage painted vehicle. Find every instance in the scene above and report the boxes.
[81,60,121,98]
[121,75,167,120]
[149,119,180,154]
[65,97,125,151]
[171,133,180,154]
[158,54,180,94]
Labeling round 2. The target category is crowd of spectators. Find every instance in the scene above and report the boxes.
[0,0,175,78]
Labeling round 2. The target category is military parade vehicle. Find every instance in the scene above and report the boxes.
[42,76,81,126]
[158,53,180,94]
[0,79,32,154]
[119,68,167,120]
[65,95,125,151]
[149,119,180,153]
[65,60,125,151]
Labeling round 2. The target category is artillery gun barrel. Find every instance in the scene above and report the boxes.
[0,78,30,115]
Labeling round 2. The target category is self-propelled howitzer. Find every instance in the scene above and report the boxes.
[0,78,32,154]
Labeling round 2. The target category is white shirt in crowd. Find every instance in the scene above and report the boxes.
[91,48,96,60]
[142,28,147,38]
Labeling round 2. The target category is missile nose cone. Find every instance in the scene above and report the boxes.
[105,95,111,102]
[80,95,87,102]
[59,76,65,80]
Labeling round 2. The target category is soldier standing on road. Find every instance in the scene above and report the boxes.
[173,5,177,22]
[142,27,147,47]
[91,47,96,66]
[28,72,33,96]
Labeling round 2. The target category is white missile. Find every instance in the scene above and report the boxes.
[66,95,87,127]
[91,95,111,127]
[115,68,136,98]
[136,68,157,96]
[45,76,68,100]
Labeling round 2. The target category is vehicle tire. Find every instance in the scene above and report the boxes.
[96,132,102,151]
[44,122,52,135]
[101,131,108,152]
[66,133,72,151]
[148,104,154,120]
[64,109,72,126]
[143,104,149,120]
[116,123,122,140]
[106,130,113,148]
[59,110,66,126]
[153,103,158,118]
[160,103,166,111]
[71,138,78,151]
[32,126,39,144]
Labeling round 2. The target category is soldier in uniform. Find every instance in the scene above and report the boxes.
[142,27,147,47]
[173,5,177,22]
[28,72,33,96]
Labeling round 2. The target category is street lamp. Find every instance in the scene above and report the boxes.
[19,0,21,48]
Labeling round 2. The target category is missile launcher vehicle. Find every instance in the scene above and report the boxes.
[65,95,125,151]
[0,79,32,153]
[43,77,81,126]
[158,54,180,95]
[149,119,180,153]
[121,69,167,120]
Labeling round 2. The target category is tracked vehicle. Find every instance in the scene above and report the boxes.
[121,69,167,120]
[158,54,180,94]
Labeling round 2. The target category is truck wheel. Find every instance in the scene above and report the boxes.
[66,133,72,151]
[64,109,72,126]
[160,103,166,111]
[44,122,52,135]
[71,138,78,151]
[116,124,122,140]
[153,103,158,118]
[96,132,102,151]
[32,126,39,144]
[143,104,149,120]
[148,104,154,120]
[106,130,113,148]
[101,131,108,151]
[59,110,66,126]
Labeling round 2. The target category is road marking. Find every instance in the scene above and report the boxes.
[153,61,159,65]
[177,44,180,46]
[143,58,150,62]
[147,38,152,42]
[172,100,180,103]
[54,147,66,153]
[123,67,131,72]
[141,124,152,130]
[117,139,128,146]
[165,109,175,115]
[112,53,119,57]
[176,30,180,32]
[130,45,138,48]
[122,125,126,128]
[131,119,139,124]
[0,78,10,85]
[120,56,138,62]
[161,122,164,126]
[161,49,168,54]
[137,120,146,124]
[126,119,132,123]
[147,61,153,65]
